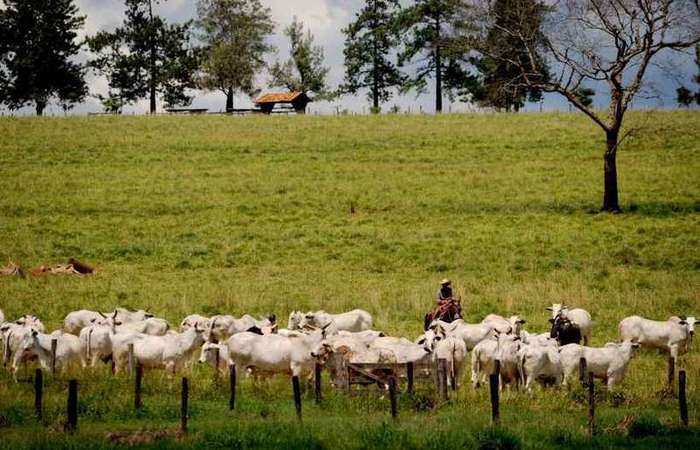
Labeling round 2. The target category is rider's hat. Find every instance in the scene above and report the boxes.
[440,278,451,285]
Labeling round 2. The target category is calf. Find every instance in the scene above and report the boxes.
[619,315,696,360]
[518,340,563,392]
[471,332,522,390]
[547,304,592,345]
[13,329,85,379]
[559,342,639,390]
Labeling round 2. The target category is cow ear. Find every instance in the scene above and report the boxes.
[519,319,527,324]
[545,307,553,311]
[32,330,38,336]
[417,338,425,345]
[548,318,555,324]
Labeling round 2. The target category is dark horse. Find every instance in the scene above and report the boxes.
[424,298,462,331]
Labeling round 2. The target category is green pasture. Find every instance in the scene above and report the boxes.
[0,111,698,448]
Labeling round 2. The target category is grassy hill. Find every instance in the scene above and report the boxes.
[0,112,698,448]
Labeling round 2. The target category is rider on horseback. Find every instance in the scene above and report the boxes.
[425,279,462,330]
[436,279,454,304]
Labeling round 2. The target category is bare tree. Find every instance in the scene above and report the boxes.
[472,0,700,212]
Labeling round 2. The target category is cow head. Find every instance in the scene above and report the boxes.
[287,311,304,330]
[310,341,334,364]
[546,304,567,320]
[198,342,220,366]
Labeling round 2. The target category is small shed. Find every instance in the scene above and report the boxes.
[254,92,312,115]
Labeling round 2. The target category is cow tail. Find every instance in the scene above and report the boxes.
[3,331,12,366]
[87,328,93,360]
[518,352,526,386]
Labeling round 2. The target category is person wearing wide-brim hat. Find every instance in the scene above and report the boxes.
[436,279,454,304]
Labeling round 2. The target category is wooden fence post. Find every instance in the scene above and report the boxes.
[134,364,143,410]
[438,358,448,401]
[489,373,500,425]
[679,369,688,426]
[406,362,414,394]
[128,343,135,377]
[314,363,322,405]
[588,372,595,436]
[50,339,57,375]
[666,356,675,395]
[34,369,43,420]
[213,347,220,384]
[229,364,236,411]
[579,358,587,386]
[181,378,189,434]
[292,376,302,421]
[66,379,78,432]
[389,376,398,419]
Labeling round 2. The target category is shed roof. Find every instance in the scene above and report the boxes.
[255,92,310,104]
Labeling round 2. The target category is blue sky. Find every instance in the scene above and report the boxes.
[3,0,698,115]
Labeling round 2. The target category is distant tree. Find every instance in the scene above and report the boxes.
[676,86,694,107]
[87,0,200,114]
[575,88,595,108]
[270,17,331,99]
[342,0,405,111]
[196,0,275,111]
[0,0,87,115]
[473,0,549,112]
[676,44,700,107]
[396,0,479,113]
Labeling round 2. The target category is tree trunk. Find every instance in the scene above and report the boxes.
[35,101,46,116]
[434,15,442,114]
[148,0,157,114]
[226,89,234,112]
[371,0,380,110]
[602,129,621,213]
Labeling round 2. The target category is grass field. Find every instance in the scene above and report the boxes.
[0,111,698,449]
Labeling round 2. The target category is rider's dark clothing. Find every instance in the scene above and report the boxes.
[436,286,453,303]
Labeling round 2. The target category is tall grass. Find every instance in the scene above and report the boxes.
[0,112,698,448]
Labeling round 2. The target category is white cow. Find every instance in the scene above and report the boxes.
[2,323,33,368]
[518,340,563,392]
[482,314,526,336]
[12,329,85,378]
[434,335,468,388]
[370,337,432,364]
[521,331,555,347]
[14,315,45,333]
[547,304,593,345]
[113,327,205,374]
[117,318,170,336]
[206,314,275,342]
[430,319,493,350]
[300,309,373,334]
[619,315,697,360]
[224,329,331,378]
[64,308,153,335]
[336,330,385,345]
[288,311,306,330]
[79,313,122,367]
[471,332,522,390]
[559,342,639,390]
[198,342,231,375]
[180,314,211,332]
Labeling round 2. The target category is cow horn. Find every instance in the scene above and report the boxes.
[545,307,553,311]
[99,311,107,318]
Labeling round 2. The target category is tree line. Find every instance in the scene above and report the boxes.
[1,0,699,212]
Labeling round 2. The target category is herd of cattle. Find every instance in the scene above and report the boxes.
[0,306,696,393]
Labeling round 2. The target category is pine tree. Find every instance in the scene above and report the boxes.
[196,0,275,111]
[0,0,87,115]
[87,0,200,114]
[396,0,477,113]
[269,17,331,99]
[342,0,405,111]
[475,0,549,112]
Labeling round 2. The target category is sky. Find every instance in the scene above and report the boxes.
[3,0,699,116]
